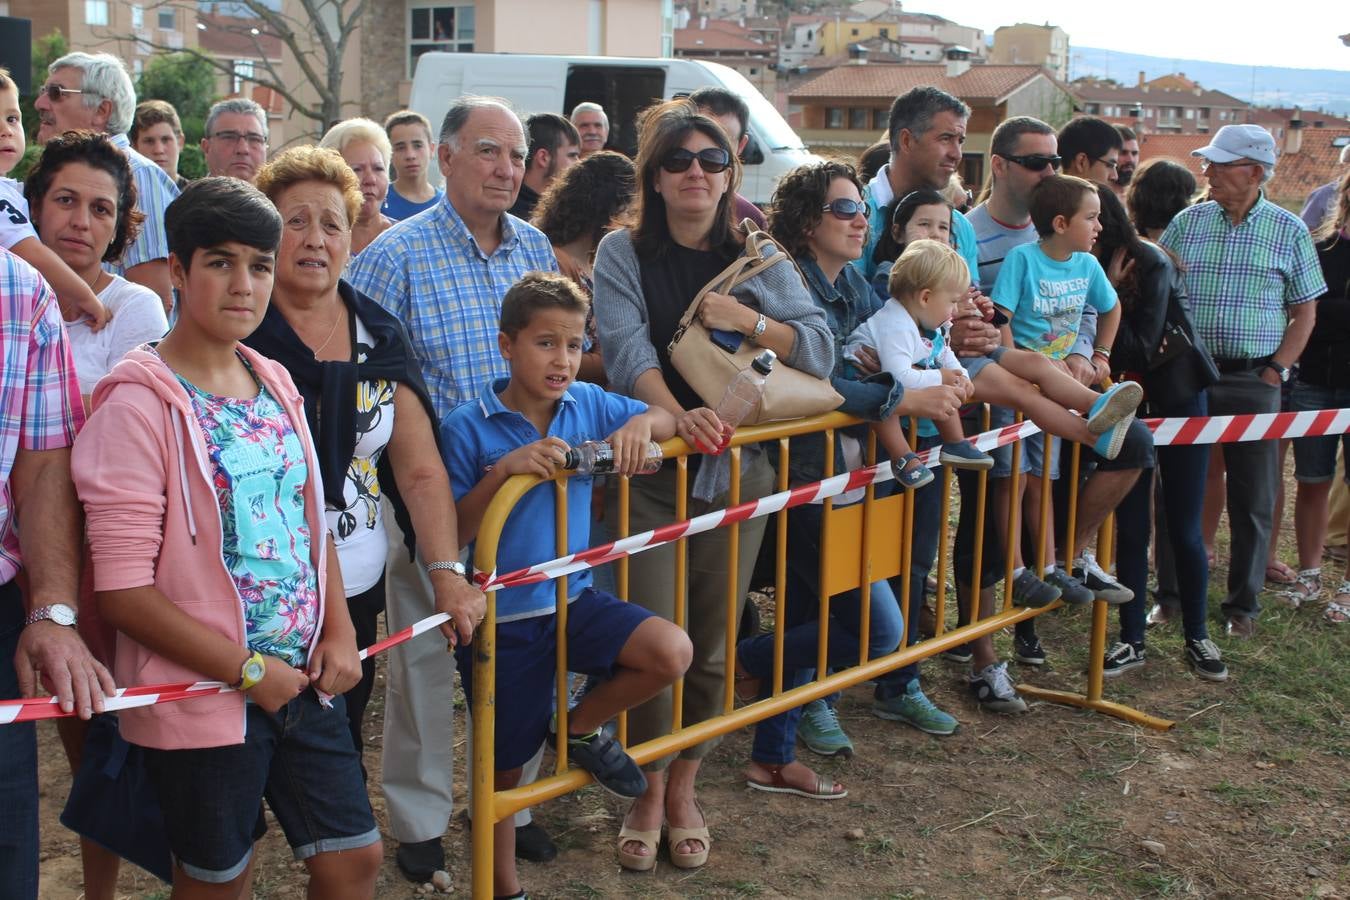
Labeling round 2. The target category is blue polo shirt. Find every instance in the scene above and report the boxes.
[441,378,647,621]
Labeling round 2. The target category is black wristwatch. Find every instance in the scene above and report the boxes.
[1265,361,1290,383]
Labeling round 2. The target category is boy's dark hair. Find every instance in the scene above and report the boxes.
[887,87,968,151]
[1126,157,1197,233]
[24,130,145,263]
[165,177,281,270]
[383,108,434,142]
[1030,174,1097,237]
[131,99,183,142]
[500,272,590,337]
[1057,116,1124,169]
[524,113,580,171]
[767,159,864,261]
[687,86,750,142]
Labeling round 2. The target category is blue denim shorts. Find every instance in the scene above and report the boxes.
[1291,381,1350,483]
[957,345,1007,381]
[457,587,652,771]
[143,690,379,884]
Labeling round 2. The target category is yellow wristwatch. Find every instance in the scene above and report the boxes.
[232,650,266,691]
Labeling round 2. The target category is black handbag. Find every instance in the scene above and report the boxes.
[1142,267,1220,399]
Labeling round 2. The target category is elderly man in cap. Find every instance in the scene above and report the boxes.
[1160,124,1327,638]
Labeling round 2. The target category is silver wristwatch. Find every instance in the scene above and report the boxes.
[24,603,77,627]
[426,560,467,578]
[748,313,767,345]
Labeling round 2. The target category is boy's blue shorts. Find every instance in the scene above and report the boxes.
[144,690,379,884]
[457,587,653,771]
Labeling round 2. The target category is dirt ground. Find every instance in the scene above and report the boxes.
[32,495,1350,899]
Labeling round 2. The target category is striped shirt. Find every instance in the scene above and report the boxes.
[348,196,558,419]
[106,132,180,275]
[0,250,85,583]
[1160,195,1326,359]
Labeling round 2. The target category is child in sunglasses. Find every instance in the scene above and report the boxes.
[0,67,110,330]
[848,237,1143,489]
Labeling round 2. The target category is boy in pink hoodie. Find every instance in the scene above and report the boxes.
[72,178,382,898]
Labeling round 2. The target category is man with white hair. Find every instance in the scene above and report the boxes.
[1161,123,1327,639]
[348,96,559,883]
[200,97,269,184]
[570,101,609,157]
[33,51,178,311]
[1300,142,1350,230]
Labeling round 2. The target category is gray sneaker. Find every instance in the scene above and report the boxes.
[1045,567,1095,605]
[797,699,854,758]
[1073,552,1134,605]
[1011,569,1061,608]
[969,662,1028,713]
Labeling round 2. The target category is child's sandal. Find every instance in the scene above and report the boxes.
[891,452,934,490]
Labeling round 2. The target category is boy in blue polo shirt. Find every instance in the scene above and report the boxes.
[441,272,691,899]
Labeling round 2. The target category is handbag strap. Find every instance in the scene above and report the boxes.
[669,220,790,347]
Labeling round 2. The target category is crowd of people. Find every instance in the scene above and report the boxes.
[0,47,1343,900]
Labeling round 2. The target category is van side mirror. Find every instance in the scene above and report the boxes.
[741,134,765,166]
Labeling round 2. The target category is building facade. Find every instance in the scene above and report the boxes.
[1073,72,1248,135]
[990,23,1069,83]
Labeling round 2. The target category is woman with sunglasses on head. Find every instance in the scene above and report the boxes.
[592,98,834,872]
[1091,184,1226,680]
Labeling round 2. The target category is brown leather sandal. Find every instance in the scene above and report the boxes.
[746,762,848,800]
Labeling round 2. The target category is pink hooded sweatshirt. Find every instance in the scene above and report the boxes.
[71,344,331,750]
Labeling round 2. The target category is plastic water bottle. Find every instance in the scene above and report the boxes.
[562,440,663,476]
[691,349,775,501]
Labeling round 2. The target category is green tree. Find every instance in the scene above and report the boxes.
[135,52,217,143]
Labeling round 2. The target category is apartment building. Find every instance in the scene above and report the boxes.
[990,23,1069,83]
[1073,72,1248,135]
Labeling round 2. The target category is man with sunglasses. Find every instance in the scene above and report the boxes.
[33,52,178,313]
[348,96,561,883]
[201,98,270,184]
[1161,124,1326,639]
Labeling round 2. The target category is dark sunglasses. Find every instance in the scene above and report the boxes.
[40,83,84,103]
[1001,153,1062,172]
[821,198,870,220]
[660,147,731,175]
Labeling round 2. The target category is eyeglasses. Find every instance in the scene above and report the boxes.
[660,147,731,175]
[209,130,268,149]
[1199,159,1254,174]
[821,198,870,220]
[1000,153,1061,172]
[40,83,83,103]
[1096,157,1120,171]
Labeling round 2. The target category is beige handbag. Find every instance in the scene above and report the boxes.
[667,223,843,425]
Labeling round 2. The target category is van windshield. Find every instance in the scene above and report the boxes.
[705,64,807,151]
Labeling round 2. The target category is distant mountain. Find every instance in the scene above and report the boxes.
[1071,46,1350,116]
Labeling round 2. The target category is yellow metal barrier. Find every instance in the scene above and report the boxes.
[468,410,1169,898]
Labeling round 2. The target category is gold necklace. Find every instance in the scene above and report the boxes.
[311,306,344,355]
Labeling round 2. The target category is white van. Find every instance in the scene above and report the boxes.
[407,53,816,205]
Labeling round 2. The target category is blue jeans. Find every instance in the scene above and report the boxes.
[738,502,903,764]
[0,579,38,900]
[876,436,943,700]
[1121,392,1211,644]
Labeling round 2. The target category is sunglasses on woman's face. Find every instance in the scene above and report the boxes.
[821,198,870,220]
[660,147,731,175]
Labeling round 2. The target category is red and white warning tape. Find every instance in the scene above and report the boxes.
[7,406,1350,724]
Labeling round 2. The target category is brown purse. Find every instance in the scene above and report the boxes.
[667,223,843,425]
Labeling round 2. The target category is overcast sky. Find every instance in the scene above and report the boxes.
[940,1,1348,72]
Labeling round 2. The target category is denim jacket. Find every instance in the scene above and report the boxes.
[781,257,905,485]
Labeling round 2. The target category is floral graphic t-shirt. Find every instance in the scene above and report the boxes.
[178,364,319,667]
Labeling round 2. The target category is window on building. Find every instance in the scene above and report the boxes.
[157,8,174,29]
[826,107,844,128]
[851,28,859,36]
[1085,103,1099,114]
[873,108,888,129]
[1185,108,1194,119]
[232,59,254,94]
[409,3,475,77]
[131,4,143,29]
[85,0,109,26]
[749,67,758,75]
[133,59,143,77]
[879,27,888,38]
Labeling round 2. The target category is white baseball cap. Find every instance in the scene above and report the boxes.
[1192,124,1277,166]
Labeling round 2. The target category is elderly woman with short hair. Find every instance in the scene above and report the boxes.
[319,118,395,256]
[247,145,485,760]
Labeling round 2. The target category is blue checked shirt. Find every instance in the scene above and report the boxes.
[348,198,558,419]
[1160,195,1326,360]
[106,133,179,276]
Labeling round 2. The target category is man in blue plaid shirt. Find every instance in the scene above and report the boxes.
[348,97,558,883]
[1161,124,1327,639]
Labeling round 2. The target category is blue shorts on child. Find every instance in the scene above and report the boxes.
[144,690,379,884]
[456,586,654,771]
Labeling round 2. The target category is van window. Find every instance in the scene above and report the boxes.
[565,66,666,157]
